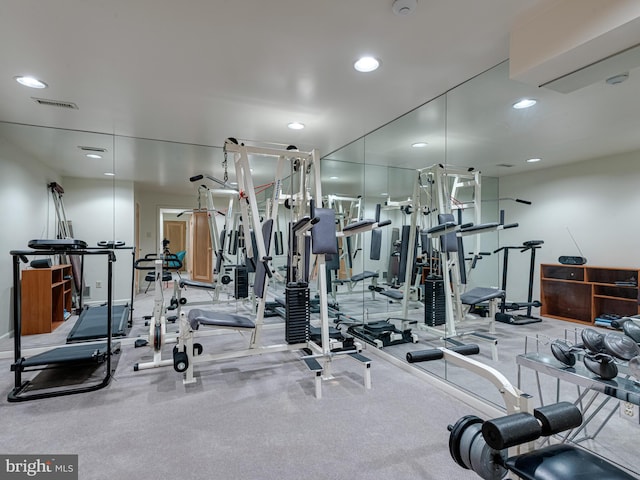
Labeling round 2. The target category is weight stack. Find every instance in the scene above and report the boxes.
[285,282,310,344]
[424,275,446,326]
[234,266,249,299]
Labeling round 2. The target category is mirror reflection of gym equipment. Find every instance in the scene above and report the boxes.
[4,3,640,478]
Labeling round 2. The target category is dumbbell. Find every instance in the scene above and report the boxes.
[550,328,618,380]
[552,328,640,380]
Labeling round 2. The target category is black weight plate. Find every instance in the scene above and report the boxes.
[581,328,605,353]
[604,332,640,360]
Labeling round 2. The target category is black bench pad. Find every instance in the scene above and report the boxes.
[379,289,403,300]
[506,444,636,480]
[179,279,216,290]
[351,271,378,282]
[187,308,255,330]
[460,287,504,305]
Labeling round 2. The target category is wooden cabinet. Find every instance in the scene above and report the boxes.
[541,264,639,325]
[21,264,73,335]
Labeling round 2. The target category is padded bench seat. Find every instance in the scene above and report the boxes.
[351,271,379,282]
[379,289,403,300]
[460,286,504,305]
[506,444,636,480]
[179,279,216,290]
[187,308,255,330]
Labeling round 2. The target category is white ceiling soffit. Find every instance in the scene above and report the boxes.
[510,0,640,93]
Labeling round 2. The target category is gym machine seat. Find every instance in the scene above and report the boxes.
[187,308,255,330]
[179,279,217,290]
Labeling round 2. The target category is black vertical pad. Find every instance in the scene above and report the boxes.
[388,227,400,282]
[438,214,458,253]
[311,208,338,254]
[228,230,238,255]
[370,228,382,261]
[398,225,416,284]
[274,231,283,255]
[253,220,273,299]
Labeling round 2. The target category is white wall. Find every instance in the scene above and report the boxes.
[63,177,135,303]
[0,140,60,337]
[498,149,640,304]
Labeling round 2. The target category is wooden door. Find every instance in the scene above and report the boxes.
[190,212,212,282]
[164,220,187,271]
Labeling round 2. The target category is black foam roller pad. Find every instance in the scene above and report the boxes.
[406,349,444,363]
[533,402,582,436]
[482,413,541,450]
[406,344,480,363]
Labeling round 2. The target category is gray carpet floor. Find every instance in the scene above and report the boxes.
[0,282,638,479]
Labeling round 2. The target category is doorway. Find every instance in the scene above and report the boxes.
[159,209,189,272]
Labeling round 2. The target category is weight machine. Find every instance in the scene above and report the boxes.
[402,165,514,360]
[139,139,374,397]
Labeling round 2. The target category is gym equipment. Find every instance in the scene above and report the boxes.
[551,326,640,381]
[48,182,85,302]
[406,343,480,363]
[448,401,635,480]
[133,252,183,371]
[550,328,619,380]
[137,139,374,398]
[66,303,130,343]
[400,165,515,361]
[66,240,136,340]
[494,240,543,325]
[336,312,418,348]
[9,240,118,402]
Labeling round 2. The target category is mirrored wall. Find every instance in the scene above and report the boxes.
[3,57,640,475]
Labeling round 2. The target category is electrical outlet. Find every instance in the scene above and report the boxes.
[96,280,102,289]
[619,401,639,425]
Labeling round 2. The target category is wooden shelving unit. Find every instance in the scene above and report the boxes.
[21,264,73,335]
[540,264,639,325]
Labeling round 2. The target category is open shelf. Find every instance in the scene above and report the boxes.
[21,264,73,335]
[541,264,639,325]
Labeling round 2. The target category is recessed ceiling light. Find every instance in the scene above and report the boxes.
[354,56,380,73]
[412,142,428,148]
[526,158,541,163]
[287,122,305,130]
[15,76,48,89]
[86,153,102,159]
[512,98,537,109]
[330,176,339,180]
[104,172,115,176]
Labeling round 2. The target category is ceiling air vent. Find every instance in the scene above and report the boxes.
[31,97,78,109]
[496,163,514,168]
[78,146,107,153]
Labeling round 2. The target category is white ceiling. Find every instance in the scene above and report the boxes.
[2,0,640,196]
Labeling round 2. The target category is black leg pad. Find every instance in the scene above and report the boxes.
[533,402,582,436]
[481,413,541,450]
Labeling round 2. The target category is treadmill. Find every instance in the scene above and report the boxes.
[9,239,119,402]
